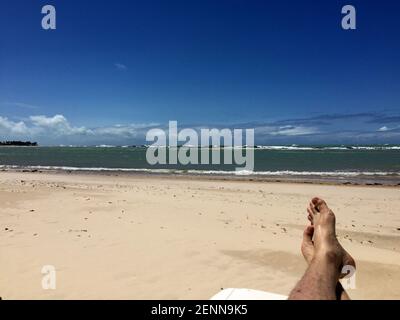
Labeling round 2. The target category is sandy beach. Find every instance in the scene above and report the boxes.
[0,170,399,300]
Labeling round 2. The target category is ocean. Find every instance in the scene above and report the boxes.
[1,146,400,184]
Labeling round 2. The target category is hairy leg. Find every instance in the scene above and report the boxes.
[301,225,351,300]
[289,254,340,300]
[289,197,352,300]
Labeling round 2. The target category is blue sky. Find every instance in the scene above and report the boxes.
[0,0,400,145]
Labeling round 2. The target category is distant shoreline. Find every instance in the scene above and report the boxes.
[1,144,400,150]
[0,141,37,146]
[1,165,399,187]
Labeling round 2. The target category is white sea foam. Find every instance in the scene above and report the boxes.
[1,165,399,177]
[255,146,316,150]
[37,145,400,150]
[95,144,116,148]
[254,145,400,151]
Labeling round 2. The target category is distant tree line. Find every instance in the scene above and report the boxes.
[0,141,38,146]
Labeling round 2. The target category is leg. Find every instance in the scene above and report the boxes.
[301,224,352,300]
[306,198,356,276]
[289,197,355,300]
[289,250,341,299]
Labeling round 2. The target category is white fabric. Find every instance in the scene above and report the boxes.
[210,288,288,300]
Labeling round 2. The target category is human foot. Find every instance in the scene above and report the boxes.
[304,197,356,276]
[301,224,355,270]
[301,225,315,264]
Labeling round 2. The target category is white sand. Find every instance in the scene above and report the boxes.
[1,171,399,299]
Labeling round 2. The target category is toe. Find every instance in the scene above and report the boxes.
[309,202,318,215]
[301,225,315,263]
[303,225,314,242]
[307,207,314,224]
[311,197,320,205]
[317,200,329,212]
[312,197,329,212]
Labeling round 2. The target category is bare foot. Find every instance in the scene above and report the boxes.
[304,197,356,276]
[301,225,315,264]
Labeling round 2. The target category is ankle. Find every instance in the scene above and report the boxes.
[314,249,342,268]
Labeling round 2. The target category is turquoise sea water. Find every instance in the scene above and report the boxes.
[1,146,400,180]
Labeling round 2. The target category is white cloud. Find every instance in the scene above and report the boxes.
[2,113,398,145]
[377,124,400,132]
[274,125,318,136]
[28,115,91,136]
[3,102,39,109]
[0,114,158,145]
[378,126,389,132]
[114,63,127,70]
[255,125,318,136]
[30,114,67,127]
[93,123,158,138]
[0,116,29,135]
